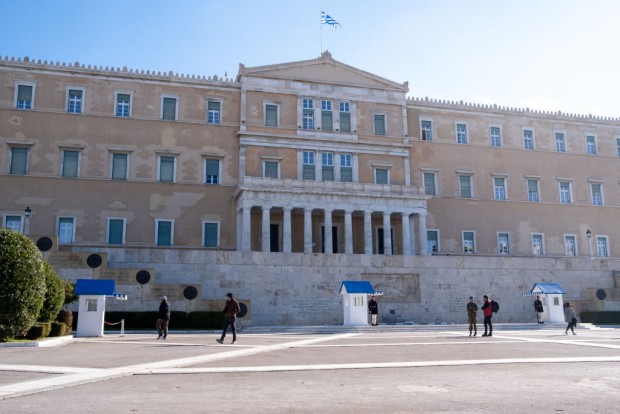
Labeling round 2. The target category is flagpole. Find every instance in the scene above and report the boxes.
[320,13,323,53]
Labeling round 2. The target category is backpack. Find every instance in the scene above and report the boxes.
[491,300,499,313]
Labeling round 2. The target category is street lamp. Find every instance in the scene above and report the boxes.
[586,228,592,258]
[24,206,31,235]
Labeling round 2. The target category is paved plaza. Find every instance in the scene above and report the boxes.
[1,324,620,413]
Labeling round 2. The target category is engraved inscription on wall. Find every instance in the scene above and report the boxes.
[362,273,421,303]
[449,297,468,313]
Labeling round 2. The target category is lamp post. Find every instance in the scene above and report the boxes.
[586,228,592,258]
[24,206,31,235]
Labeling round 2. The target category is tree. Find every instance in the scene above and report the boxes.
[38,261,65,323]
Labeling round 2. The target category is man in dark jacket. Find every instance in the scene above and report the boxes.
[534,295,544,324]
[481,295,493,337]
[216,292,241,344]
[156,296,170,340]
[368,295,379,326]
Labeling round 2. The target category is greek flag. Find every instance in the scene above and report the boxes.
[321,11,341,28]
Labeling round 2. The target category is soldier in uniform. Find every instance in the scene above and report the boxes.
[466,296,478,337]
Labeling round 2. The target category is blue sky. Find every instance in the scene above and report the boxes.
[2,0,619,117]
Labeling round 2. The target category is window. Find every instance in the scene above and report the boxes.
[617,138,620,157]
[264,161,279,178]
[375,168,389,185]
[15,83,34,109]
[302,151,315,180]
[58,217,75,244]
[559,181,571,204]
[67,88,84,114]
[85,299,98,312]
[596,236,609,257]
[532,234,544,255]
[423,172,436,196]
[591,183,603,205]
[107,218,125,244]
[111,153,128,180]
[586,135,597,155]
[9,147,29,175]
[373,114,386,136]
[523,129,534,150]
[321,100,333,131]
[462,231,475,253]
[321,152,334,181]
[490,126,501,147]
[498,233,510,254]
[459,175,472,198]
[203,222,219,248]
[340,154,352,182]
[493,177,506,200]
[427,230,439,254]
[205,159,220,184]
[564,235,577,256]
[4,215,22,233]
[156,220,173,246]
[339,102,351,132]
[115,92,132,117]
[207,100,221,124]
[61,150,79,177]
[527,179,539,202]
[555,132,566,152]
[421,120,432,141]
[265,104,278,127]
[161,95,178,120]
[159,155,175,183]
[303,98,314,130]
[456,123,468,144]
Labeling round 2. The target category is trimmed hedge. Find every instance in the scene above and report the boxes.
[74,311,224,331]
[49,322,67,337]
[25,323,51,340]
[56,310,74,335]
[580,311,620,324]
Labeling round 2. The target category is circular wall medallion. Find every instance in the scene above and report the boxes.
[183,286,198,300]
[237,302,248,318]
[135,270,151,285]
[86,254,103,268]
[36,237,53,252]
[596,289,607,300]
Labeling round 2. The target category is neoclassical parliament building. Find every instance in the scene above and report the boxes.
[1,52,619,325]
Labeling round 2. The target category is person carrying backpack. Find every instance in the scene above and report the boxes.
[481,295,493,337]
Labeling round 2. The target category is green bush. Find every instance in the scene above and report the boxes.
[56,310,74,335]
[38,262,65,323]
[63,279,77,305]
[0,229,47,341]
[580,311,620,324]
[49,321,66,337]
[25,322,51,340]
[187,311,223,329]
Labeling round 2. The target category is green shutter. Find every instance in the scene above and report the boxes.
[112,153,128,180]
[204,222,218,247]
[10,147,28,175]
[63,151,79,177]
[108,219,124,244]
[157,221,172,246]
[159,156,174,182]
[162,97,176,120]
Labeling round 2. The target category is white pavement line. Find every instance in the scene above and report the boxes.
[143,355,620,374]
[300,340,530,347]
[487,334,620,350]
[0,365,104,374]
[0,332,357,400]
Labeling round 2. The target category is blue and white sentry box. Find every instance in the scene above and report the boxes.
[340,281,383,326]
[74,279,127,337]
[522,282,566,324]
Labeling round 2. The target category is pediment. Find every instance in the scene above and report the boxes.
[238,51,408,93]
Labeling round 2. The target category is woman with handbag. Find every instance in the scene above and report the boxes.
[564,302,577,335]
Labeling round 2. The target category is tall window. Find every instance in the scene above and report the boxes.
[9,147,29,175]
[423,172,436,196]
[490,126,501,147]
[493,177,506,200]
[264,161,279,178]
[459,175,472,198]
[61,150,79,177]
[617,138,620,157]
[111,153,128,180]
[340,153,352,182]
[159,156,175,183]
[373,114,386,136]
[591,183,603,205]
[463,231,475,253]
[207,100,221,124]
[421,120,432,141]
[456,123,468,144]
[156,220,173,246]
[265,104,278,127]
[586,135,597,155]
[555,132,566,152]
[107,218,125,245]
[564,235,577,256]
[115,92,131,117]
[527,179,539,202]
[205,159,220,184]
[523,129,534,149]
[303,151,315,180]
[203,222,219,248]
[532,234,544,255]
[339,101,351,132]
[427,230,439,254]
[58,217,75,244]
[596,236,609,257]
[321,152,334,181]
[321,100,333,131]
[559,181,571,204]
[162,96,178,120]
[4,215,23,233]
[498,233,510,254]
[375,168,389,185]
[67,89,83,114]
[16,84,34,109]
[303,98,314,130]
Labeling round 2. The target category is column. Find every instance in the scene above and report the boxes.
[410,217,416,256]
[401,212,411,255]
[283,207,292,253]
[304,208,313,253]
[242,207,251,252]
[236,208,242,251]
[383,211,392,255]
[324,208,333,253]
[344,210,353,254]
[364,211,372,254]
[418,212,428,256]
[261,206,270,252]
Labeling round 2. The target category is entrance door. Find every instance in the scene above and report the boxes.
[321,226,338,253]
[270,223,280,252]
[377,228,394,254]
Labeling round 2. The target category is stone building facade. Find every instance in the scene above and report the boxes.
[1,53,619,324]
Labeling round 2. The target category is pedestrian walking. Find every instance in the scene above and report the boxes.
[564,302,577,335]
[481,295,493,337]
[466,296,478,336]
[156,296,170,340]
[534,295,544,324]
[216,292,241,345]
[368,295,379,326]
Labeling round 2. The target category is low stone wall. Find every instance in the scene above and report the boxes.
[53,247,619,326]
